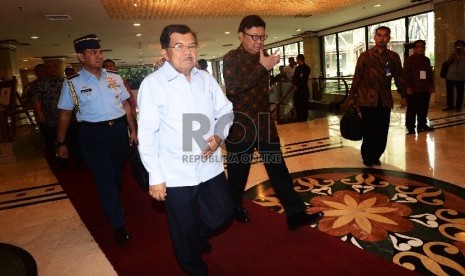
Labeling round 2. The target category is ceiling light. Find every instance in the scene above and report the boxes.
[136,33,142,37]
[22,59,28,62]
[31,36,39,39]
[133,23,141,27]
[374,4,381,8]
[102,0,365,19]
[45,14,72,21]
[295,29,302,32]
[225,31,230,34]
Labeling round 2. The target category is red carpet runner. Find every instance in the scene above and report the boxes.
[53,163,417,275]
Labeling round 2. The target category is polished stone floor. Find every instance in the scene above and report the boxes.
[0,105,464,275]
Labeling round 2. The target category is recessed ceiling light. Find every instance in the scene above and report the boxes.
[295,29,302,32]
[31,36,39,39]
[136,33,142,37]
[374,4,381,8]
[22,59,28,62]
[274,36,278,39]
[225,31,230,34]
[133,23,141,27]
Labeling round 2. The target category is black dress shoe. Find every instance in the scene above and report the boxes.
[114,226,132,242]
[406,129,416,135]
[287,211,324,230]
[363,160,373,167]
[417,125,434,132]
[233,206,250,223]
[373,160,381,166]
[442,107,454,111]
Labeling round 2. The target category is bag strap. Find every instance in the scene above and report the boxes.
[66,78,80,113]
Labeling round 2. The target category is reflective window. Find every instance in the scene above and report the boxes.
[322,11,434,78]
[337,27,365,77]
[324,34,337,77]
[284,43,298,62]
[408,12,435,64]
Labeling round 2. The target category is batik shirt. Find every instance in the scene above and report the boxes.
[403,53,433,93]
[349,47,405,108]
[223,45,279,143]
[34,78,63,127]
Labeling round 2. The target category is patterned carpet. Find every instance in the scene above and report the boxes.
[245,168,465,275]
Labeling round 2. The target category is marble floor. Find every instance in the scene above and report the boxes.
[0,105,464,275]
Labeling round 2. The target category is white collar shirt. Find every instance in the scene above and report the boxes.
[137,62,233,187]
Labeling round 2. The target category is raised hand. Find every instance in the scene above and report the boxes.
[260,50,280,71]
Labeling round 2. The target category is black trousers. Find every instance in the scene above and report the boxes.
[360,106,391,163]
[446,79,465,109]
[293,87,310,121]
[406,92,431,130]
[165,172,232,276]
[78,118,128,229]
[225,140,306,217]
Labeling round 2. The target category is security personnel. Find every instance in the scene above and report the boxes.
[56,34,137,242]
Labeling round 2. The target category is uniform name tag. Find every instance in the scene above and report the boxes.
[419,70,426,79]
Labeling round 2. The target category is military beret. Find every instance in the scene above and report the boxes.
[73,34,101,53]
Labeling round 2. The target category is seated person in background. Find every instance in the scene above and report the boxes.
[103,59,137,118]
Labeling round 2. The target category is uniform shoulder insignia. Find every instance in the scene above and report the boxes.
[66,73,79,80]
[106,69,119,75]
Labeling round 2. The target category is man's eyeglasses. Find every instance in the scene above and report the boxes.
[166,43,198,52]
[244,32,268,41]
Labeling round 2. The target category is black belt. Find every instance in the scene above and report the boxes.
[81,116,126,126]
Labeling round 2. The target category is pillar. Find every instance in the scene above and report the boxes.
[433,0,465,106]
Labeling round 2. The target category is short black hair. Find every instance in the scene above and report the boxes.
[103,59,115,68]
[197,59,208,70]
[455,40,465,47]
[413,40,426,47]
[34,64,45,73]
[238,15,266,33]
[296,54,305,62]
[160,24,198,49]
[375,26,391,35]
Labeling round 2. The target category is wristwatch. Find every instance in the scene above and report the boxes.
[54,141,67,148]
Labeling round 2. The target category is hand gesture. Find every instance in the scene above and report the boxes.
[260,50,280,71]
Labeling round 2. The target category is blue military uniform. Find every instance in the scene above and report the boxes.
[57,34,132,238]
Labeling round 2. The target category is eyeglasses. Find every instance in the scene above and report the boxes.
[244,32,268,41]
[166,43,198,52]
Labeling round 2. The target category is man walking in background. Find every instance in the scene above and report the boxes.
[349,26,406,167]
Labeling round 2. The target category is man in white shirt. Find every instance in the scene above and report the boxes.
[284,56,296,80]
[137,24,233,275]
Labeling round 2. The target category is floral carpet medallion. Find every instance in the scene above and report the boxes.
[245,168,465,275]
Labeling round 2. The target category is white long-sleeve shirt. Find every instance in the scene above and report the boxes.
[137,62,233,187]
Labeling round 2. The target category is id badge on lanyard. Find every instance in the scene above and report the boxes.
[385,61,391,77]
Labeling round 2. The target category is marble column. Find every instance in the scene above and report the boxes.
[433,0,465,106]
[0,43,21,89]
